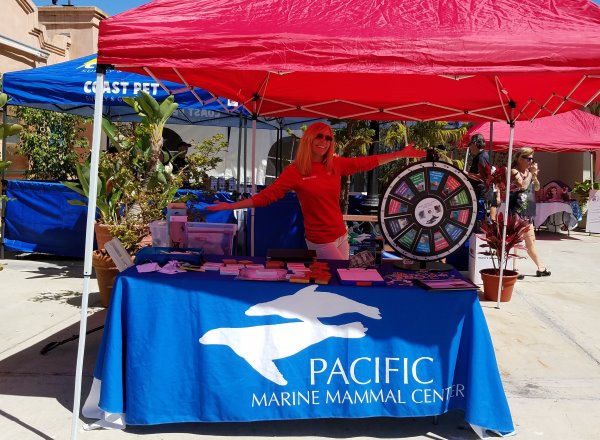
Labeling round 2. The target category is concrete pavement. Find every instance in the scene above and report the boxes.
[0,229,599,440]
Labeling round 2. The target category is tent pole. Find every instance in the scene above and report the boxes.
[496,122,516,310]
[250,113,257,256]
[70,66,106,440]
[276,124,282,177]
[591,151,595,186]
[1,109,7,259]
[463,149,469,172]
[403,121,410,166]
[243,118,248,193]
[489,122,494,158]
[236,114,242,193]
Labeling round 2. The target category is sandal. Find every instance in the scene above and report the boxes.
[517,274,525,280]
[536,268,551,277]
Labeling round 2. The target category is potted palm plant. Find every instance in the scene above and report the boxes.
[62,91,180,306]
[478,212,530,302]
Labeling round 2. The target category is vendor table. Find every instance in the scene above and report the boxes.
[84,263,514,436]
[534,201,580,231]
[499,200,580,232]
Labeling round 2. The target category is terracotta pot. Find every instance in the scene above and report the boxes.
[480,268,519,302]
[92,250,119,308]
[94,222,113,251]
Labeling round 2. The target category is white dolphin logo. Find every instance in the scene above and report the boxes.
[199,285,381,385]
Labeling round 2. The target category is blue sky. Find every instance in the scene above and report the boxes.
[33,1,148,16]
[35,0,600,17]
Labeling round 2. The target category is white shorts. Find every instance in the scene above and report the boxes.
[305,234,349,260]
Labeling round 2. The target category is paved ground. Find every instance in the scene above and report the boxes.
[0,229,599,440]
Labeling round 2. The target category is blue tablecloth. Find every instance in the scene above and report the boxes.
[87,264,514,435]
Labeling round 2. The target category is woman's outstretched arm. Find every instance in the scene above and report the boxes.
[205,198,255,211]
[376,151,408,165]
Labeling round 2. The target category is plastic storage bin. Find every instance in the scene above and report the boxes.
[185,222,237,255]
[149,221,170,247]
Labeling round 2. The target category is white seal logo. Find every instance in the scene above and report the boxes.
[199,285,381,385]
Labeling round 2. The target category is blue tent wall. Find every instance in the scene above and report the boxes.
[3,180,237,257]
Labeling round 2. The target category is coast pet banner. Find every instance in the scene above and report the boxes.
[85,272,514,437]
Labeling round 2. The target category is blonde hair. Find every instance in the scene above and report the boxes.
[294,122,335,176]
[512,147,535,167]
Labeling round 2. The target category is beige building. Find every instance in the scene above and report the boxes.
[1,1,108,175]
[1,1,107,73]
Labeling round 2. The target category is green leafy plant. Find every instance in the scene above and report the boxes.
[379,121,467,185]
[62,160,123,224]
[572,179,600,213]
[14,107,88,180]
[63,93,229,252]
[110,91,179,178]
[1,89,21,202]
[0,94,22,139]
[331,120,375,214]
[179,134,228,188]
[479,212,530,272]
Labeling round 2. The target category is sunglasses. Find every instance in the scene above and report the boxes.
[523,156,534,161]
[315,133,333,142]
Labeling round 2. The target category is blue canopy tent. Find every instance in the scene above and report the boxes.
[1,55,317,257]
[2,54,320,130]
[0,54,248,257]
[1,54,247,126]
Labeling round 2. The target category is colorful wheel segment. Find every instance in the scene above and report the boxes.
[378,161,477,261]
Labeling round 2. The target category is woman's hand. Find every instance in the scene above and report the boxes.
[529,162,539,175]
[205,198,254,211]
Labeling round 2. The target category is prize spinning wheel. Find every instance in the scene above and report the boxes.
[379,161,477,261]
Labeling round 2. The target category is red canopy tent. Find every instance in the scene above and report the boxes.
[97,0,600,123]
[466,110,600,152]
[70,2,600,436]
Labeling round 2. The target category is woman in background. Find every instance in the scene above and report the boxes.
[207,122,405,260]
[509,147,551,277]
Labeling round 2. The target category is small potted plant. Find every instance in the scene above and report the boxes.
[478,212,530,302]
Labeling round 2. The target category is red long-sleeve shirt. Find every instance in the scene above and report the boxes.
[251,155,380,244]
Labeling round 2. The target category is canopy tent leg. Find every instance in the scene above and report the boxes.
[70,66,106,440]
[591,151,595,186]
[487,122,495,221]
[243,118,248,193]
[496,122,516,309]
[1,110,7,259]
[489,122,494,157]
[236,114,243,193]
[250,115,257,256]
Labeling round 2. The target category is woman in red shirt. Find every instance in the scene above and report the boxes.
[206,122,405,260]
